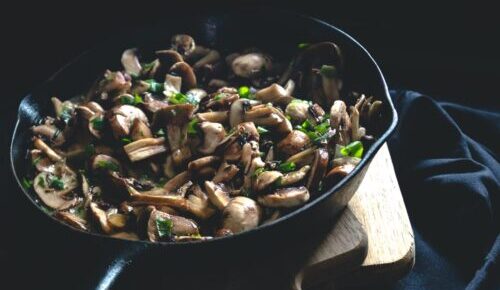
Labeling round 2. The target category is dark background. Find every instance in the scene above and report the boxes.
[1,1,498,288]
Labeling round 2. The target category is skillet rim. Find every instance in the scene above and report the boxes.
[9,11,398,247]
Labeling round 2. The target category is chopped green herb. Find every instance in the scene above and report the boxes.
[134,94,143,104]
[142,60,157,71]
[298,43,310,49]
[90,117,105,131]
[120,95,134,105]
[22,177,33,189]
[314,120,330,135]
[187,119,199,135]
[279,161,296,173]
[156,217,173,239]
[252,167,266,177]
[37,176,45,187]
[213,93,224,101]
[168,92,199,105]
[319,65,338,78]
[285,115,292,121]
[96,160,120,172]
[121,137,132,144]
[145,79,164,94]
[257,126,269,134]
[49,176,64,190]
[84,144,95,158]
[32,156,42,166]
[238,86,251,99]
[155,128,166,137]
[340,141,364,158]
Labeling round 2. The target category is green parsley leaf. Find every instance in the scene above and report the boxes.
[49,176,64,190]
[133,94,143,104]
[252,167,266,177]
[238,86,252,99]
[319,65,338,78]
[214,93,224,101]
[340,141,364,158]
[90,117,105,131]
[120,95,134,105]
[22,177,33,189]
[187,119,199,135]
[156,217,173,239]
[155,128,166,137]
[257,126,269,134]
[298,43,310,49]
[121,137,132,144]
[279,162,296,173]
[145,79,164,94]
[32,156,42,166]
[96,160,120,172]
[37,176,45,187]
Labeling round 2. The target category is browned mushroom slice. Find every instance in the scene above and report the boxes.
[169,61,197,91]
[253,171,283,192]
[143,94,169,113]
[324,163,356,187]
[188,156,220,171]
[222,197,261,233]
[31,149,55,173]
[196,111,228,123]
[163,171,190,193]
[123,137,167,162]
[147,209,199,242]
[306,148,329,192]
[127,186,188,211]
[212,162,240,183]
[90,202,113,234]
[54,211,88,231]
[108,105,149,139]
[130,119,153,141]
[31,124,66,146]
[199,121,226,154]
[96,70,132,101]
[277,130,310,157]
[171,34,196,56]
[231,53,272,79]
[33,166,79,210]
[108,213,129,231]
[229,99,261,128]
[285,99,310,123]
[121,48,142,76]
[330,100,346,130]
[285,147,316,168]
[255,83,294,105]
[91,154,123,173]
[111,232,139,241]
[244,105,292,135]
[258,186,310,208]
[33,138,63,162]
[319,65,342,106]
[349,106,365,141]
[279,165,311,187]
[186,185,216,219]
[206,87,240,110]
[204,181,231,210]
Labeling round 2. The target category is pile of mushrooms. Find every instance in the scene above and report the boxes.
[25,34,383,242]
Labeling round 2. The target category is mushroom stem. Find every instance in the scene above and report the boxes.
[123,137,167,162]
[33,138,63,162]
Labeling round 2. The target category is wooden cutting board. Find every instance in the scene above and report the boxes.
[294,143,415,289]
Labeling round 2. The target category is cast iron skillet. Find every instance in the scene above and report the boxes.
[10,9,397,288]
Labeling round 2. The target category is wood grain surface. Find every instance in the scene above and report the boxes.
[297,143,415,289]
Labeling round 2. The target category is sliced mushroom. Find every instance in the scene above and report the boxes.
[33,165,78,210]
[212,162,239,183]
[306,148,329,192]
[350,106,365,141]
[255,83,293,105]
[31,149,55,173]
[123,137,167,162]
[127,186,188,211]
[222,196,261,233]
[111,232,139,241]
[90,203,113,234]
[196,111,228,123]
[121,48,142,75]
[91,154,123,173]
[163,155,176,178]
[277,130,310,157]
[285,147,316,167]
[108,105,149,139]
[199,121,226,154]
[206,87,240,110]
[163,171,190,192]
[169,62,197,91]
[244,105,292,135]
[258,186,310,208]
[231,53,272,79]
[188,156,220,171]
[148,209,199,242]
[33,138,63,162]
[324,163,356,187]
[163,74,182,98]
[31,124,65,146]
[204,181,231,210]
[54,211,88,231]
[285,99,310,123]
[229,98,261,128]
[186,185,216,219]
[279,165,311,187]
[95,70,132,101]
[320,65,342,106]
[171,34,196,56]
[253,170,283,192]
[130,119,153,141]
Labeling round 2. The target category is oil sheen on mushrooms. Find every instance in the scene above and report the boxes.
[24,34,383,242]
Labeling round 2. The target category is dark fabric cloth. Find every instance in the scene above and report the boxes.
[387,90,500,290]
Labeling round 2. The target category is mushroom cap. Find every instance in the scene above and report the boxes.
[277,130,310,157]
[254,170,283,192]
[108,105,149,138]
[147,209,199,242]
[324,163,356,187]
[171,34,196,56]
[121,48,142,75]
[231,53,272,79]
[222,196,261,233]
[285,100,310,123]
[306,148,329,192]
[204,181,231,210]
[91,154,123,173]
[258,186,310,208]
[255,83,293,105]
[33,167,79,210]
[199,121,226,154]
[169,61,197,91]
[229,99,261,128]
